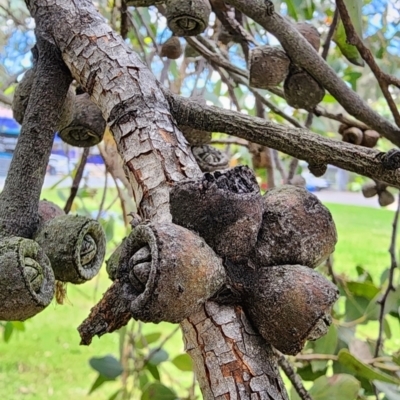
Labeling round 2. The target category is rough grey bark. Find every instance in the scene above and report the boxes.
[25,1,290,398]
[166,93,400,188]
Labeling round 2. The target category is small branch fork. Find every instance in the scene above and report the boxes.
[335,0,400,127]
[375,191,400,358]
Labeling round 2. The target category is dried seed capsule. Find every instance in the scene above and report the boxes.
[342,127,363,145]
[243,265,339,355]
[308,163,327,177]
[160,37,182,59]
[118,223,226,323]
[0,237,55,321]
[34,215,106,284]
[249,45,290,88]
[284,70,325,110]
[253,185,337,268]
[378,190,395,207]
[295,22,321,51]
[361,130,380,148]
[361,182,378,198]
[165,0,211,36]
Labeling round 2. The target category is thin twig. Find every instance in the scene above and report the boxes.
[314,106,370,131]
[275,350,313,400]
[96,170,109,220]
[64,148,89,214]
[321,8,339,60]
[336,0,400,127]
[211,138,249,147]
[375,191,400,357]
[272,149,287,183]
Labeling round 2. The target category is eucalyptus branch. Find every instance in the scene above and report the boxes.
[0,91,12,106]
[314,106,369,130]
[336,0,400,127]
[227,0,400,146]
[211,138,249,147]
[165,91,400,188]
[0,36,72,237]
[375,191,400,357]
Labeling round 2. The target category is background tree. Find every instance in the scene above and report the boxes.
[0,1,400,399]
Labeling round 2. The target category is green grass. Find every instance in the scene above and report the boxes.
[326,203,395,282]
[0,198,398,399]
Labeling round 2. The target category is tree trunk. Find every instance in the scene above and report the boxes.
[25,1,289,398]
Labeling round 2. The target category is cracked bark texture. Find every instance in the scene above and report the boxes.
[166,93,400,188]
[25,1,289,398]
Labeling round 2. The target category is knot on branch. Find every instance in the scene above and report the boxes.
[165,0,211,36]
[170,166,264,261]
[34,215,106,284]
[0,237,55,321]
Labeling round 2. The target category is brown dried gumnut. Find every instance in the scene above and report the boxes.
[180,125,211,145]
[118,223,226,323]
[252,185,337,268]
[166,0,211,37]
[361,130,380,148]
[38,200,65,225]
[160,37,182,59]
[284,70,325,110]
[378,190,395,207]
[338,123,349,135]
[342,127,363,145]
[361,182,378,198]
[243,265,339,355]
[308,163,327,177]
[249,46,290,88]
[295,22,321,52]
[171,166,264,260]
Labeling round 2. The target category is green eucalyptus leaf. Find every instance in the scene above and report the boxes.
[89,355,123,379]
[141,383,177,400]
[333,0,364,66]
[338,349,400,385]
[148,348,169,366]
[309,374,360,400]
[171,354,193,372]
